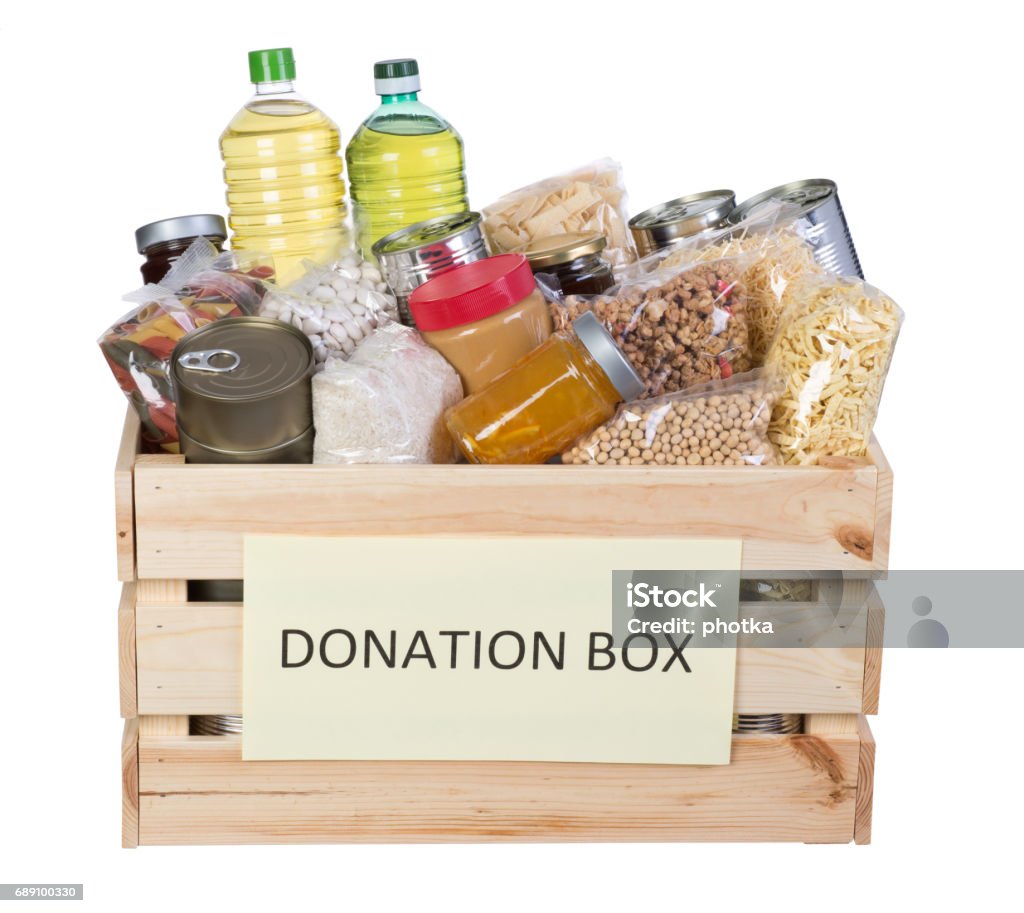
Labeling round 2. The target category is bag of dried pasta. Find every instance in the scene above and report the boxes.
[765,276,903,465]
[553,255,754,397]
[482,158,637,268]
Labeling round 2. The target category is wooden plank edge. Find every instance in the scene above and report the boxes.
[854,715,876,845]
[121,718,139,849]
[118,582,137,719]
[862,589,885,715]
[114,409,140,582]
[868,436,893,573]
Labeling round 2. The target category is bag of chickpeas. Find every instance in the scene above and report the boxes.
[552,255,756,397]
[562,369,782,467]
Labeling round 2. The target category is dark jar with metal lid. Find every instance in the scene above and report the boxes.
[519,232,615,297]
[136,214,228,284]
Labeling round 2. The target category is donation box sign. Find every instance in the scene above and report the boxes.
[243,535,741,765]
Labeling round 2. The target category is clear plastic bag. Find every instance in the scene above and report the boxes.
[765,276,904,465]
[553,255,754,397]
[482,158,637,268]
[621,202,826,365]
[312,323,463,464]
[562,369,781,466]
[99,239,274,451]
[283,251,400,323]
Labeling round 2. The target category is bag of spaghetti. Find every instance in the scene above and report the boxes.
[552,255,754,397]
[639,203,826,365]
[765,276,903,465]
[562,369,782,466]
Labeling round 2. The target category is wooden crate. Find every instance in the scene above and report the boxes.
[115,410,888,847]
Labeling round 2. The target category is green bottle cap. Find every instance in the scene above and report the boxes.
[248,48,296,84]
[373,58,419,80]
[373,58,421,96]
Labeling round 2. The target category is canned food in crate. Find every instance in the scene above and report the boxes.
[191,715,243,735]
[372,211,490,327]
[628,190,736,257]
[729,179,863,279]
[172,317,314,464]
[732,713,803,734]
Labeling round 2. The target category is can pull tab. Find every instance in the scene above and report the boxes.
[177,349,241,373]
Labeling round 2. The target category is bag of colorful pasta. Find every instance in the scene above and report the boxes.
[98,239,274,451]
[765,275,903,465]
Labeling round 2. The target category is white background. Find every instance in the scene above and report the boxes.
[2,0,1022,909]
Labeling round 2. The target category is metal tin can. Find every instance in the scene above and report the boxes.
[172,317,314,463]
[628,190,736,257]
[191,715,243,735]
[733,713,803,734]
[729,179,863,279]
[372,211,490,327]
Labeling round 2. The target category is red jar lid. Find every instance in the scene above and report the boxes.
[408,254,538,331]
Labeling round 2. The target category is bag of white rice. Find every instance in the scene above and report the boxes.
[313,323,463,463]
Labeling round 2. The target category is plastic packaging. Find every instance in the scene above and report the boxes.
[445,312,643,465]
[408,254,552,394]
[482,159,637,268]
[562,370,781,466]
[553,256,753,397]
[221,48,349,284]
[347,59,469,258]
[313,323,463,464]
[259,252,398,368]
[765,276,904,465]
[99,239,274,451]
[652,204,826,363]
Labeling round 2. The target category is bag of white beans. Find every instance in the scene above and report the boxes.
[562,369,782,467]
[259,252,400,369]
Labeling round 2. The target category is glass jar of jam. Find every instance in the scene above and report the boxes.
[136,214,228,284]
[409,253,552,394]
[519,232,615,297]
[445,311,643,464]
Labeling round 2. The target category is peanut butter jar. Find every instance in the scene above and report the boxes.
[408,253,552,394]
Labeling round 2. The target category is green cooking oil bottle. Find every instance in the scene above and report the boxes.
[346,58,469,258]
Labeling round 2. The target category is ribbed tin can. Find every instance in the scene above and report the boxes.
[191,715,243,735]
[628,190,736,257]
[372,212,490,327]
[733,713,804,734]
[730,179,863,279]
[172,317,314,463]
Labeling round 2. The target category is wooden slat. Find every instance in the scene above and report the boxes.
[868,439,893,573]
[133,459,884,579]
[114,410,140,582]
[118,583,137,719]
[137,726,861,845]
[140,716,190,736]
[121,718,139,849]
[135,601,867,716]
[855,715,876,845]
[862,588,885,715]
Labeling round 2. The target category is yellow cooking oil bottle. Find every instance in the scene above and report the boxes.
[346,58,469,258]
[220,48,349,285]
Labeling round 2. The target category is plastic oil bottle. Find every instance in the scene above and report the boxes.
[220,48,349,285]
[346,58,469,258]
